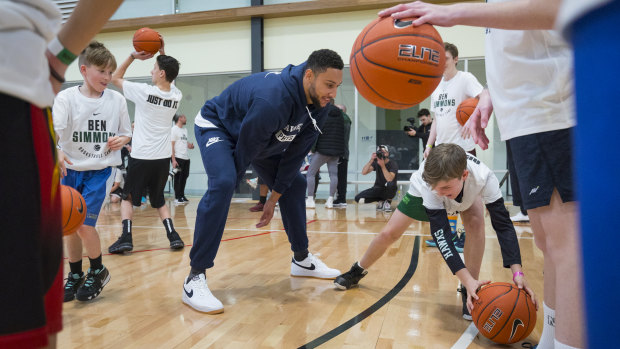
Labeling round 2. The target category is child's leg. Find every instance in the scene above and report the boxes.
[77,225,102,260]
[528,190,583,347]
[359,209,416,269]
[459,197,485,280]
[64,233,83,263]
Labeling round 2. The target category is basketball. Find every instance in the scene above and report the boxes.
[456,97,478,126]
[350,16,445,110]
[60,185,87,236]
[133,27,161,54]
[471,282,537,344]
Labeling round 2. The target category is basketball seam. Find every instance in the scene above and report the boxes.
[351,53,412,108]
[473,284,513,325]
[490,286,521,341]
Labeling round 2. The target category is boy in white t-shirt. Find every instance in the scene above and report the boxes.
[171,113,194,205]
[53,41,132,302]
[108,40,185,254]
[425,42,484,251]
[335,144,537,321]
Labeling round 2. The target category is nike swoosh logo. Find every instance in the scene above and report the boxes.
[509,318,524,341]
[205,139,222,147]
[77,200,84,214]
[292,259,316,270]
[184,286,193,298]
[93,113,101,116]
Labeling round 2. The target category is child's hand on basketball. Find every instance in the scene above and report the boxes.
[464,279,491,313]
[158,34,166,55]
[513,274,539,310]
[131,51,154,60]
[57,150,73,177]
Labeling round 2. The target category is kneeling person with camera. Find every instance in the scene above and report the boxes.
[354,145,398,211]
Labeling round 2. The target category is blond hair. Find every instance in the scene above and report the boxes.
[78,41,116,70]
[422,143,467,187]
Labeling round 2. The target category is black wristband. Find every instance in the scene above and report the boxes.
[49,64,65,84]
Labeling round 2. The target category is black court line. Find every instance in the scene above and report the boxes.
[298,236,421,349]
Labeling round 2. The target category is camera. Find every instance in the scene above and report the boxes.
[403,117,416,132]
[376,151,386,160]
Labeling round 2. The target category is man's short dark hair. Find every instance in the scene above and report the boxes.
[306,49,344,75]
[417,108,430,118]
[173,114,180,123]
[156,55,180,82]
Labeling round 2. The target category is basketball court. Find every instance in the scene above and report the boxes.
[59,198,542,348]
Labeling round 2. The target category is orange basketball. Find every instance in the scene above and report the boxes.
[133,27,161,54]
[60,185,87,236]
[456,97,478,126]
[350,17,445,110]
[472,282,537,344]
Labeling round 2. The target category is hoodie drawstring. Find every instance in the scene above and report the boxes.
[306,106,322,134]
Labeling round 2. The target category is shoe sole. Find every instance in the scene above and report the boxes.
[109,243,133,254]
[333,282,358,290]
[290,273,338,280]
[182,295,224,314]
[76,272,110,302]
[170,241,185,250]
[462,314,472,321]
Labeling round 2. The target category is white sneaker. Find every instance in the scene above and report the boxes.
[376,200,384,210]
[383,201,392,212]
[326,196,334,209]
[291,253,341,279]
[246,177,258,189]
[358,198,365,204]
[174,199,184,206]
[182,274,224,314]
[306,197,315,208]
[510,211,529,222]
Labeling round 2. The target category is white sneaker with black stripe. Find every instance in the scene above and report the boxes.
[182,273,224,314]
[291,253,341,279]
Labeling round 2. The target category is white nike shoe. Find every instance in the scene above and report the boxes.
[291,253,341,279]
[326,196,334,209]
[306,197,316,208]
[510,211,529,222]
[182,274,224,314]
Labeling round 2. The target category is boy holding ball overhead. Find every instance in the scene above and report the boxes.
[108,34,185,254]
[53,41,132,302]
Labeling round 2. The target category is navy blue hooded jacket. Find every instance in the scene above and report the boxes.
[198,62,328,194]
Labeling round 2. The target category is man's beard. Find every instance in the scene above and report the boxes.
[308,83,322,107]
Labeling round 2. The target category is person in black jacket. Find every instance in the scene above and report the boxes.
[305,102,346,209]
[405,108,433,149]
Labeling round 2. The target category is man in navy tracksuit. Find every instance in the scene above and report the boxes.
[183,49,344,314]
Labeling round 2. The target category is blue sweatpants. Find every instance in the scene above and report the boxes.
[191,125,309,270]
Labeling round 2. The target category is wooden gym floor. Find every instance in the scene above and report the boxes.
[58,197,543,348]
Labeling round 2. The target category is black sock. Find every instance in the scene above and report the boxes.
[69,260,83,276]
[294,249,309,262]
[189,268,205,278]
[259,196,267,204]
[163,218,175,234]
[122,219,132,235]
[89,254,103,271]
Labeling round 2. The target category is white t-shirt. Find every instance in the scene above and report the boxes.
[0,0,60,108]
[485,0,575,141]
[430,71,483,151]
[557,0,611,37]
[408,155,502,215]
[171,125,189,160]
[53,87,132,171]
[123,80,182,160]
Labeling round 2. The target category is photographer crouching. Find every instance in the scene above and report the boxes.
[354,145,399,211]
[404,108,433,149]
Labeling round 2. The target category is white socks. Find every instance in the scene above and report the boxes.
[537,302,555,349]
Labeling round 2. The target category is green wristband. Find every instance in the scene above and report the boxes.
[48,37,78,65]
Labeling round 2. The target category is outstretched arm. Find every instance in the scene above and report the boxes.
[47,0,124,93]
[378,0,561,29]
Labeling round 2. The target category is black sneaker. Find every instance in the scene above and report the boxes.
[76,266,110,301]
[168,230,185,250]
[334,262,368,290]
[460,287,472,320]
[63,272,84,302]
[181,196,189,203]
[108,233,133,254]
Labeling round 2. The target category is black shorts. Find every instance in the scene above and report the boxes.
[124,157,170,208]
[1,94,63,347]
[507,127,575,210]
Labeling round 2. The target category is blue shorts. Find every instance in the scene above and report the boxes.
[62,167,111,226]
[506,128,574,210]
